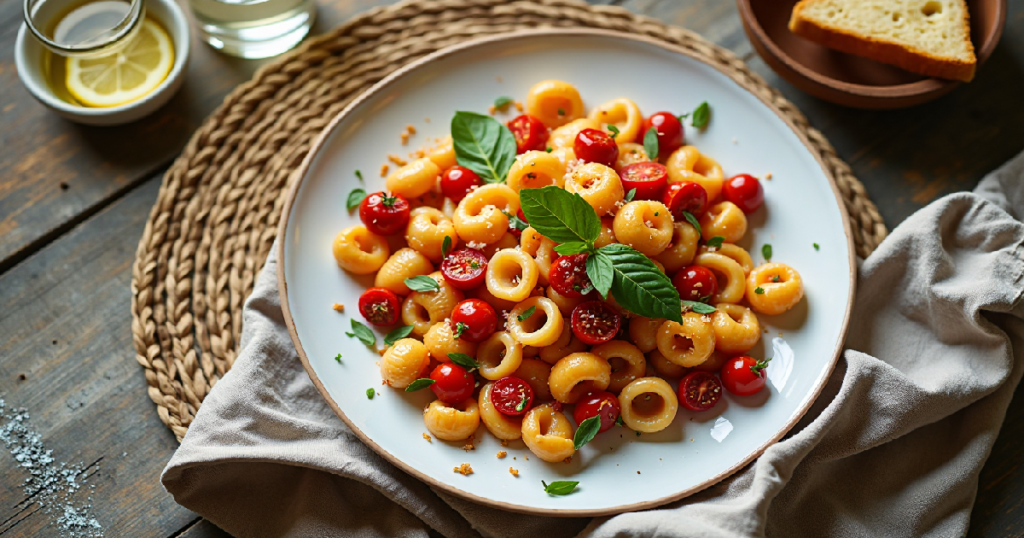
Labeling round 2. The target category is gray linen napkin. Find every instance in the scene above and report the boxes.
[162,150,1024,538]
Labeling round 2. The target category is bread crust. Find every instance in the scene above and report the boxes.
[789,0,976,82]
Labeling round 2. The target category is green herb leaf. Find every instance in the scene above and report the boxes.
[366,388,375,399]
[706,236,725,248]
[636,431,641,437]
[624,188,637,203]
[542,480,579,496]
[493,96,514,109]
[813,242,820,251]
[615,416,624,427]
[586,251,614,300]
[518,306,537,322]
[682,211,702,237]
[557,108,566,116]
[451,111,517,183]
[762,243,773,261]
[502,209,530,232]
[519,186,600,245]
[682,300,716,314]
[384,325,415,346]
[448,352,480,370]
[441,235,452,258]
[335,353,343,363]
[405,378,436,392]
[347,188,367,211]
[751,356,772,375]
[348,319,376,346]
[355,170,364,182]
[690,102,711,129]
[598,243,682,322]
[643,128,660,162]
[545,147,553,153]
[453,322,468,339]
[553,241,592,256]
[754,287,765,295]
[515,394,529,412]
[405,275,441,293]
[573,415,602,450]
[607,124,620,139]
[772,274,780,282]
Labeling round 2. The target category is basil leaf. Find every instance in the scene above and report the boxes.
[682,211,702,237]
[405,275,440,293]
[448,352,480,370]
[542,480,579,496]
[615,416,624,427]
[451,111,517,183]
[643,128,659,162]
[335,353,342,363]
[502,210,530,232]
[813,242,820,251]
[384,325,415,346]
[347,188,366,211]
[691,102,710,129]
[754,287,765,295]
[607,124,620,139]
[586,251,614,299]
[515,394,529,412]
[573,415,601,450]
[706,236,725,248]
[348,319,376,346]
[355,170,364,181]
[762,243,773,261]
[405,378,436,392]
[682,300,716,314]
[598,244,683,322]
[519,186,600,245]
[494,96,514,108]
[624,188,637,203]
[554,242,592,256]
[366,388,375,399]
[441,235,452,258]
[518,306,536,322]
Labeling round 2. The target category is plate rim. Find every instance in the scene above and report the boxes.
[276,28,857,517]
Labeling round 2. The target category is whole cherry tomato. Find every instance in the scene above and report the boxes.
[641,112,684,159]
[574,128,619,167]
[440,248,488,290]
[720,355,771,396]
[440,166,482,202]
[358,287,400,326]
[573,391,621,433]
[663,181,708,220]
[571,300,622,345]
[359,191,410,236]
[672,265,718,303]
[723,174,764,214]
[450,299,498,343]
[490,376,534,416]
[429,362,476,404]
[679,371,722,411]
[619,162,669,201]
[507,114,549,154]
[549,254,592,299]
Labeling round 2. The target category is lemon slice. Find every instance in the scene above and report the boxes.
[66,19,174,108]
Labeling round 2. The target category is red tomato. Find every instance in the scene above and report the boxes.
[679,371,722,411]
[574,128,619,167]
[440,248,488,290]
[429,362,476,404]
[641,112,684,159]
[663,181,708,220]
[490,376,534,416]
[359,192,410,236]
[358,287,400,326]
[672,265,718,303]
[507,114,549,154]
[509,208,528,239]
[440,166,481,202]
[723,174,765,214]
[573,391,621,433]
[571,300,622,345]
[548,254,592,299]
[619,162,669,201]
[450,299,498,343]
[720,356,770,396]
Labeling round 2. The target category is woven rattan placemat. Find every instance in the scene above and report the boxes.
[130,0,888,442]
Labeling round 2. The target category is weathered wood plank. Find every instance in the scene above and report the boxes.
[178,518,232,537]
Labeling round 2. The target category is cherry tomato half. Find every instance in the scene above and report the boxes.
[663,181,708,220]
[440,248,488,290]
[641,112,684,160]
[574,128,619,167]
[490,376,534,416]
[723,174,765,214]
[507,114,549,154]
[619,162,669,201]
[573,391,621,433]
[679,371,722,411]
[673,265,718,303]
[429,362,476,404]
[549,254,592,299]
[440,166,482,203]
[571,300,622,345]
[359,192,410,236]
[720,356,770,396]
[450,299,498,343]
[358,287,400,326]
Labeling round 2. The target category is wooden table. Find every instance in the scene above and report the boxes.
[1,0,1022,536]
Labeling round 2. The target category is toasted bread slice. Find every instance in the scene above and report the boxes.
[789,0,976,82]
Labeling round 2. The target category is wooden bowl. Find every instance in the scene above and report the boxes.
[737,0,1007,109]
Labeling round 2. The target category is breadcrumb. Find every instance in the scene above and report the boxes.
[462,442,475,452]
[378,347,387,356]
[423,433,432,442]
[497,451,507,459]
[424,117,431,123]
[401,132,410,145]
[500,439,509,447]
[380,164,389,177]
[488,105,497,116]
[454,463,473,476]
[563,456,572,464]
[496,75,503,83]
[514,101,524,112]
[406,124,417,135]
[388,154,408,166]
[765,172,773,180]
[509,467,519,477]
[332,303,345,312]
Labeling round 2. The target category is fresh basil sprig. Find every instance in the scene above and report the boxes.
[405,378,435,392]
[690,102,711,129]
[441,235,452,258]
[682,211,702,237]
[493,96,513,109]
[451,111,516,183]
[573,416,601,450]
[405,275,440,293]
[542,480,579,496]
[519,187,599,245]
[643,128,660,162]
[448,352,480,371]
[346,319,376,346]
[384,325,414,346]
[517,306,536,322]
[762,243,773,261]
[706,236,725,248]
[682,300,716,314]
[624,188,637,203]
[347,188,366,211]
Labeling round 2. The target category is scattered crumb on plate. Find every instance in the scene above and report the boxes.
[496,451,507,459]
[332,303,345,313]
[423,433,432,443]
[454,463,473,476]
[509,467,519,477]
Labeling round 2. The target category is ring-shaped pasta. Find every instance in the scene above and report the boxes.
[564,163,625,216]
[478,382,523,440]
[482,232,519,259]
[647,349,689,378]
[507,297,564,347]
[546,285,587,317]
[692,350,730,373]
[628,316,664,353]
[615,143,650,172]
[469,284,517,313]
[379,338,430,388]
[426,136,457,171]
[619,377,679,433]
[514,358,553,401]
[592,340,647,393]
[550,147,577,167]
[665,146,725,200]
[424,321,478,362]
[711,303,761,354]
[656,313,715,367]
[386,157,441,199]
[538,324,588,365]
[548,352,611,404]
[332,226,390,275]
[594,217,616,248]
[521,404,576,462]
[440,196,457,219]
[548,118,601,150]
[701,243,754,275]
[486,248,539,302]
[453,184,520,245]
[698,201,748,243]
[655,221,700,273]
[423,398,480,441]
[746,262,804,315]
[477,331,524,380]
[589,98,643,144]
[526,80,584,128]
[695,252,746,304]
[406,207,459,263]
[375,247,435,295]
[612,200,674,256]
[507,151,567,191]
[401,272,465,336]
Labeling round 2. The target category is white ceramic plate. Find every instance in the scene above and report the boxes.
[278,30,855,516]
